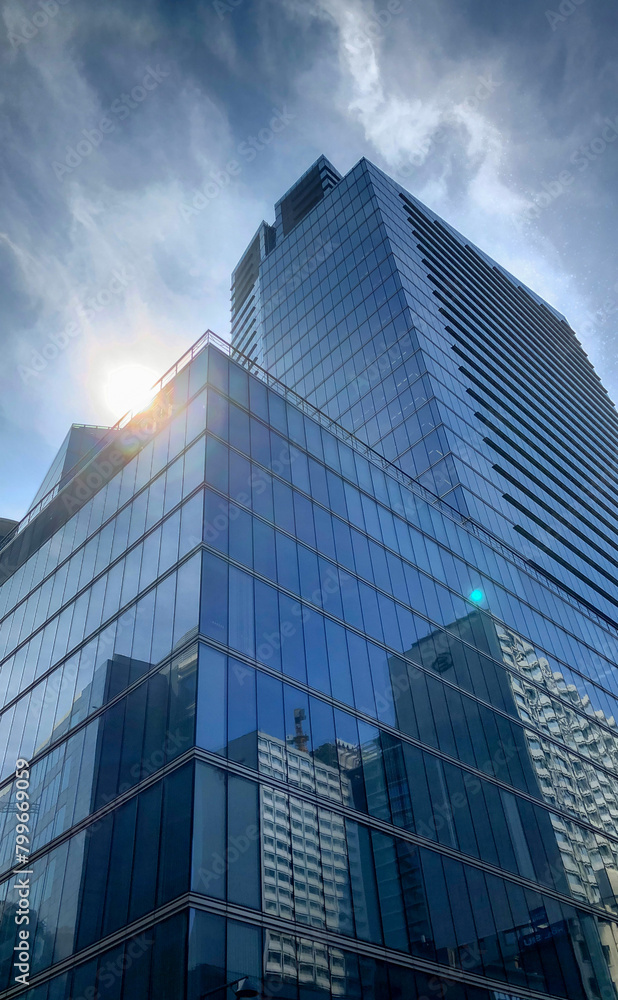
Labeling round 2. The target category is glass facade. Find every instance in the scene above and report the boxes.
[0,155,618,999]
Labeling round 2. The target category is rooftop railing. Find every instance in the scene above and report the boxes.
[1,332,213,546]
[2,329,617,643]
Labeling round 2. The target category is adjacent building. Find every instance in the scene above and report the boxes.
[1,157,618,999]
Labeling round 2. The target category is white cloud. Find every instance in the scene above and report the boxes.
[1,0,616,518]
[301,0,616,397]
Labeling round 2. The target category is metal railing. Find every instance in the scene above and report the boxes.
[2,329,617,644]
[0,332,214,547]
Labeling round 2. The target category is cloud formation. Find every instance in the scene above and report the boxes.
[0,0,616,517]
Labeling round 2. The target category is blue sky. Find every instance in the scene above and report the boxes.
[1,0,617,519]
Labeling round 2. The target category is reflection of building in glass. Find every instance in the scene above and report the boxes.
[4,152,618,998]
[498,623,618,909]
[254,719,358,995]
[258,725,355,928]
[393,609,618,993]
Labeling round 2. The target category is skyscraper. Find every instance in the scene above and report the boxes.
[1,156,618,1000]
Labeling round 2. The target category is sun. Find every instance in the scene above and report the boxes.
[102,363,159,420]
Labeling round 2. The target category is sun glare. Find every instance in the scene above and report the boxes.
[102,364,159,420]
